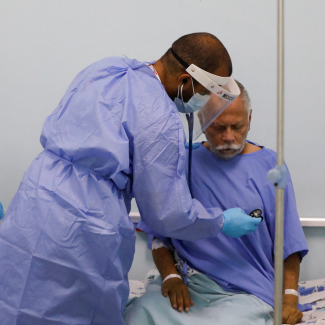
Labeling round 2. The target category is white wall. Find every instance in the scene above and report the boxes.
[1,1,324,217]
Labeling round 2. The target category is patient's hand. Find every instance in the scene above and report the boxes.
[282,297,303,325]
[161,277,194,313]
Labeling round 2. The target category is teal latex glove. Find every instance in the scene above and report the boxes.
[221,208,262,238]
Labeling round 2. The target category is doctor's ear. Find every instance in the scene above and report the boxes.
[177,74,191,86]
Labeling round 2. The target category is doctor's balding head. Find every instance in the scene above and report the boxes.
[154,32,232,102]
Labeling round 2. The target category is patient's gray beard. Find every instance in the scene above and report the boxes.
[208,142,245,160]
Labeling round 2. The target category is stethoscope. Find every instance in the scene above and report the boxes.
[250,209,264,221]
[180,83,194,196]
[180,81,264,224]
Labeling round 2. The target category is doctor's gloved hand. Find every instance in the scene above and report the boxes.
[221,208,262,238]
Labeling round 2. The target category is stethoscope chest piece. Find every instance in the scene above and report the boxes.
[249,209,264,221]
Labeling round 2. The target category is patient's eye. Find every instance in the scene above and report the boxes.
[213,125,225,132]
[232,124,243,130]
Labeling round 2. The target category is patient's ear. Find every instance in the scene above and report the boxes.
[248,109,252,131]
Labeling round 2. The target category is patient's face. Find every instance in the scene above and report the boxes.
[204,95,251,160]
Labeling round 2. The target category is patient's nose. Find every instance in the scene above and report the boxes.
[222,130,235,143]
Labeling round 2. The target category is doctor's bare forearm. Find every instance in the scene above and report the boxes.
[152,246,178,279]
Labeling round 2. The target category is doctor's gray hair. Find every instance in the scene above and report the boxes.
[235,80,251,114]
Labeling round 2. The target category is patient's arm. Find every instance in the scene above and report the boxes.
[282,252,303,325]
[152,243,194,312]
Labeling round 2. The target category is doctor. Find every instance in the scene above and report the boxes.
[0,33,261,325]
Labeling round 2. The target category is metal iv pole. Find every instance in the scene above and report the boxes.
[268,1,286,324]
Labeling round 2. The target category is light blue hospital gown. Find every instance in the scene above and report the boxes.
[0,58,225,325]
[126,142,308,325]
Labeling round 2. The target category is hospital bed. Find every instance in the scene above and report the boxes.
[128,213,325,325]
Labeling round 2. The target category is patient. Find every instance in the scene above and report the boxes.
[124,81,308,325]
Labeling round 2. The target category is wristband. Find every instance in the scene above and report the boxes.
[284,289,299,297]
[152,238,172,251]
[163,274,182,283]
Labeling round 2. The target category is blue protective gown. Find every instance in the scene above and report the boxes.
[170,142,308,307]
[0,57,224,325]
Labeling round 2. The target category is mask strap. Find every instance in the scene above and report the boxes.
[191,77,195,95]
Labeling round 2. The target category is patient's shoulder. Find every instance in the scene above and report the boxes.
[241,141,262,155]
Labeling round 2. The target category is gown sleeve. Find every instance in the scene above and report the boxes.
[131,86,224,241]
